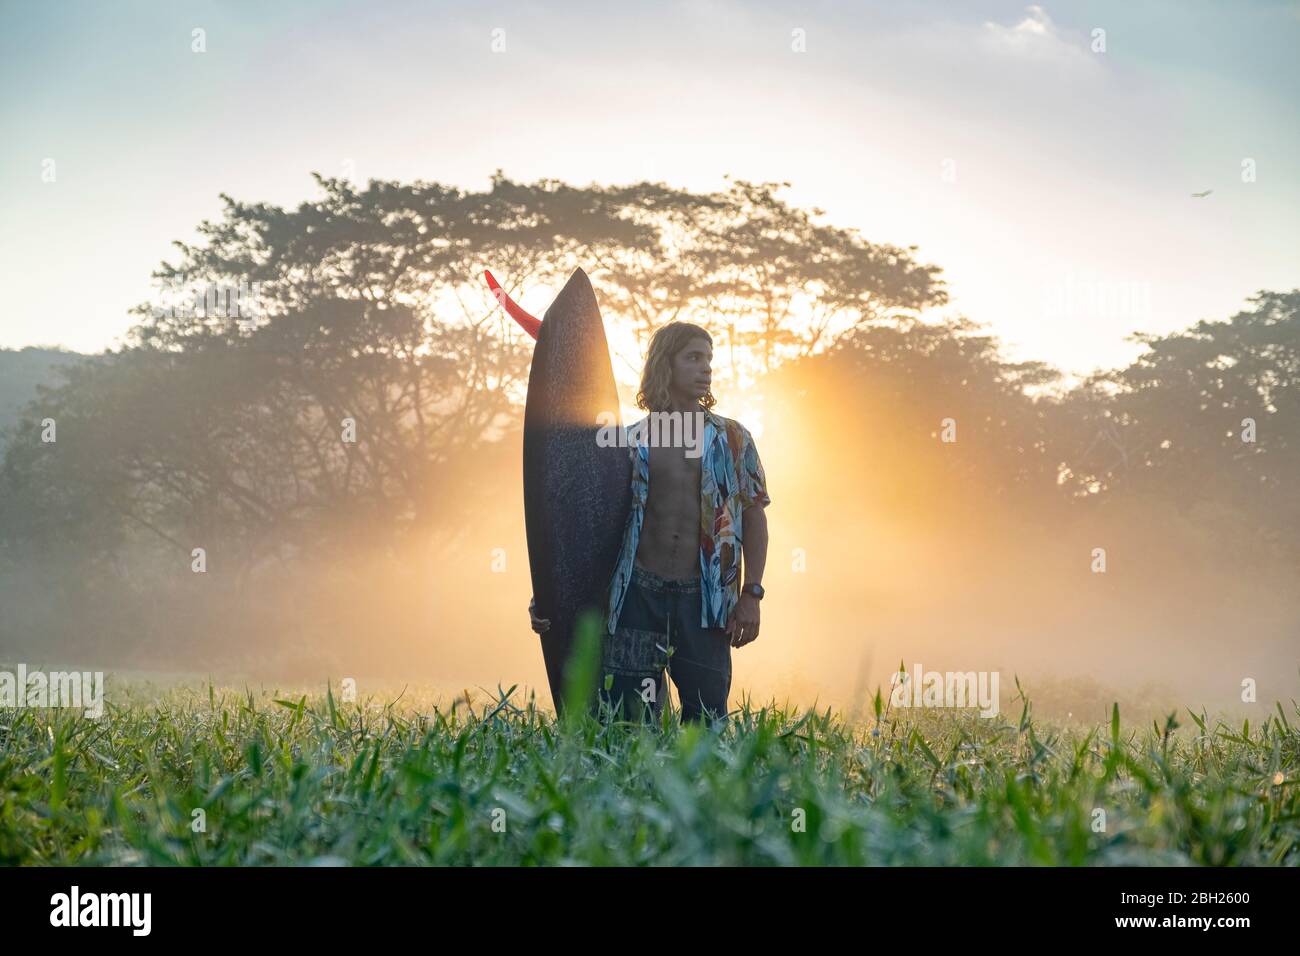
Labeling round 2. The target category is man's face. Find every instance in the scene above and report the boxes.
[671,336,713,401]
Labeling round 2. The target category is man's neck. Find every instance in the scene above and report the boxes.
[664,395,703,414]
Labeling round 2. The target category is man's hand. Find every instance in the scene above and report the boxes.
[528,596,551,635]
[727,592,760,648]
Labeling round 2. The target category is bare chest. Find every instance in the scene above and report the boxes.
[645,444,702,504]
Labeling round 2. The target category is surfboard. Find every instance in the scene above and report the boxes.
[486,267,631,714]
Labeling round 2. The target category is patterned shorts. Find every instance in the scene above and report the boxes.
[601,564,732,724]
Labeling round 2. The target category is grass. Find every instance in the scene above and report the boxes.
[1,675,1297,867]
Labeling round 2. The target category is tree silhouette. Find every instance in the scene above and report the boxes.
[1,172,1294,670]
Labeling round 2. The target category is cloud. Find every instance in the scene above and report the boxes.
[977,4,1096,67]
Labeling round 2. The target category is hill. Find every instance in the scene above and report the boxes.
[0,347,91,441]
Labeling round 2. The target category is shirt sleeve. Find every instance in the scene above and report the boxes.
[738,426,771,510]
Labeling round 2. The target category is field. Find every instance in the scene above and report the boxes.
[1,678,1297,866]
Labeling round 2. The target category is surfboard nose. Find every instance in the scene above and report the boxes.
[525,264,617,430]
[543,267,600,327]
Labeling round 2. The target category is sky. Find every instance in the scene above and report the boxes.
[2,0,1297,378]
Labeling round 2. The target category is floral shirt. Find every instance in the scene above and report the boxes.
[605,408,771,634]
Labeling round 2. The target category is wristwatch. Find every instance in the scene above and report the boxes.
[742,583,765,600]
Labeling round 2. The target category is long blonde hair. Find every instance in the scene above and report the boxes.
[636,322,717,412]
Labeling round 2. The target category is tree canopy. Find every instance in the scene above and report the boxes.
[1,173,1294,672]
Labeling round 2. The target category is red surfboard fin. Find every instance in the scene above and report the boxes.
[483,269,542,339]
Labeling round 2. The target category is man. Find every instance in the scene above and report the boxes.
[531,321,770,725]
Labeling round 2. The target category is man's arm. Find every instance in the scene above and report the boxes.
[731,503,768,647]
[728,422,770,648]
[741,504,768,591]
